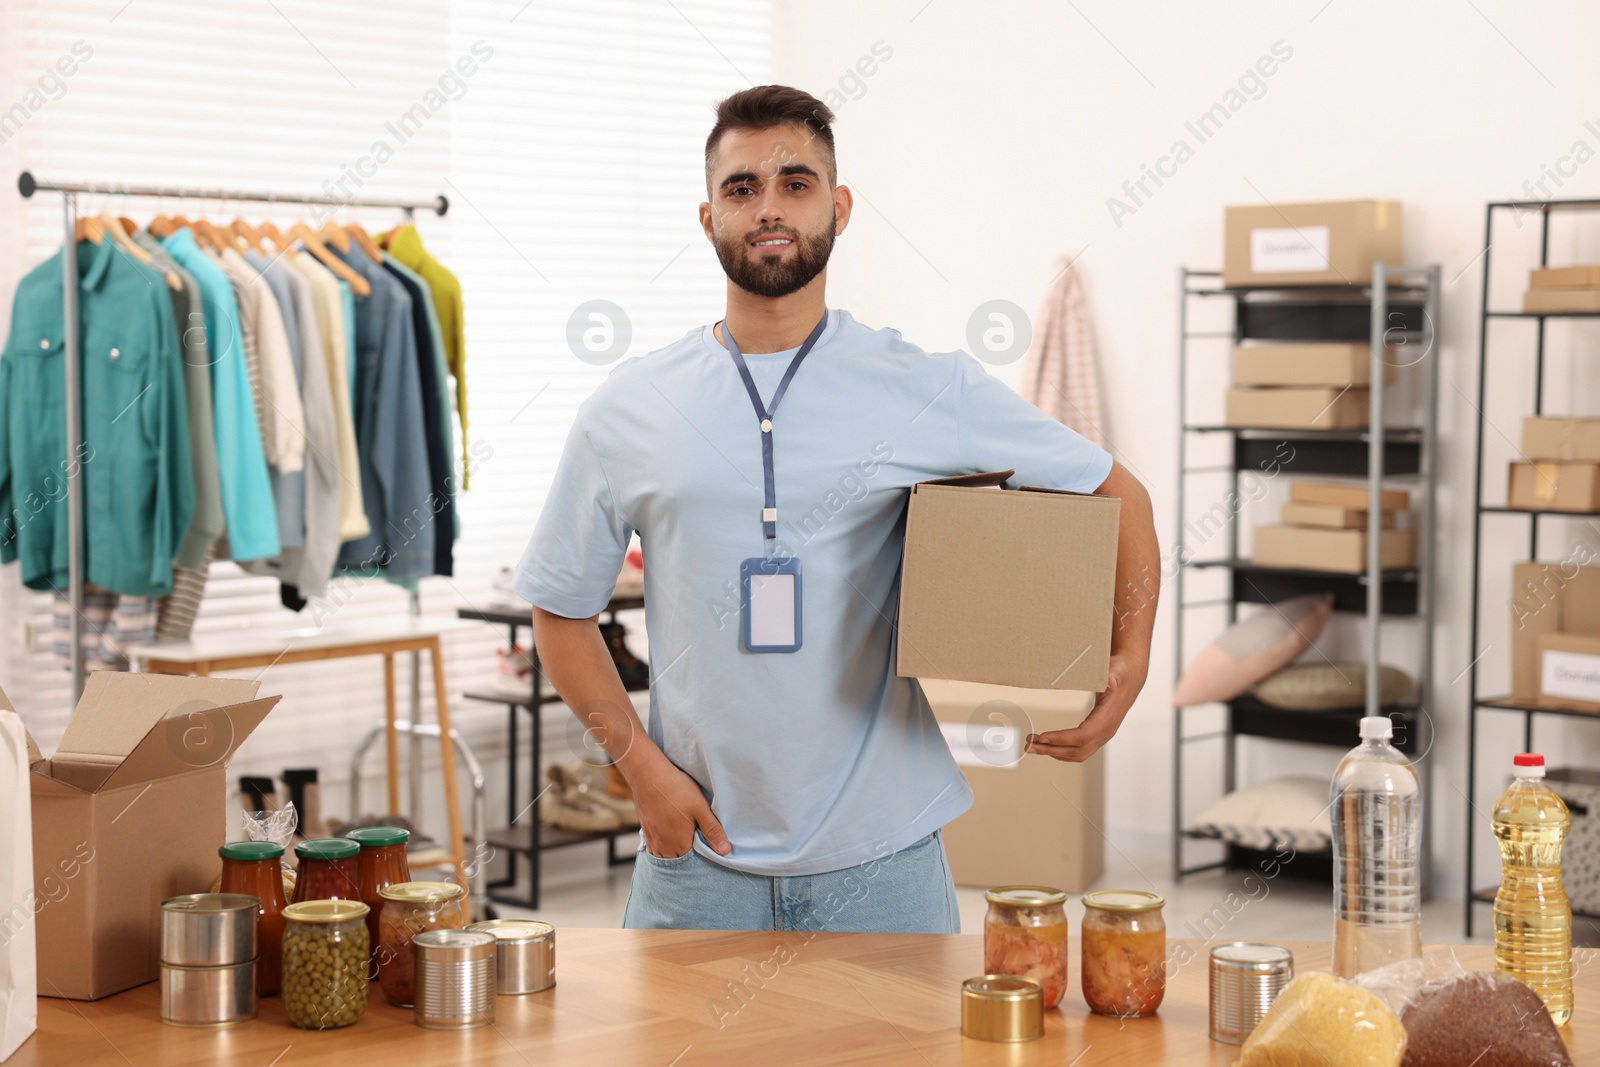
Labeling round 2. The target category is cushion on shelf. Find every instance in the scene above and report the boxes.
[1187,776,1333,852]
[1172,593,1334,707]
[1253,662,1415,710]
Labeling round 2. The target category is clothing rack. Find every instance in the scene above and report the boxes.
[15,171,451,826]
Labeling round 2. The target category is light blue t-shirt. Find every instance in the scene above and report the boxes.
[514,309,1114,877]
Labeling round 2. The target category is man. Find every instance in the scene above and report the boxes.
[516,85,1157,933]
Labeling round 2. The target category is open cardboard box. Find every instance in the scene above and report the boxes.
[896,469,1120,693]
[9,673,277,1000]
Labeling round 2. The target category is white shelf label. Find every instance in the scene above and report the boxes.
[1251,225,1331,273]
[939,721,1021,769]
[1542,649,1600,704]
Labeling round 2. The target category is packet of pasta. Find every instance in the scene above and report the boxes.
[1237,971,1406,1067]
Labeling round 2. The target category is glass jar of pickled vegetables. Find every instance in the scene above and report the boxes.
[348,826,411,968]
[291,839,361,904]
[218,841,288,996]
[376,881,467,1007]
[1080,890,1166,1017]
[281,901,371,1030]
[983,886,1069,1009]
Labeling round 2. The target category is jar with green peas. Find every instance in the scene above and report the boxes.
[281,900,371,1030]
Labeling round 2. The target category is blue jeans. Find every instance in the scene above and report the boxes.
[621,829,962,933]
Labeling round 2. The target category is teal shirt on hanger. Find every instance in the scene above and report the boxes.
[0,236,195,596]
[160,228,280,562]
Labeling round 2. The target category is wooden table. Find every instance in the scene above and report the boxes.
[17,930,1596,1065]
[132,616,482,888]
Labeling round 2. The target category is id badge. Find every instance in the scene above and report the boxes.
[741,556,803,653]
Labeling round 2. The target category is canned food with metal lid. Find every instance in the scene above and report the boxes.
[1209,941,1294,1045]
[960,974,1045,1042]
[467,919,556,994]
[160,960,257,1027]
[159,893,259,967]
[414,929,497,1030]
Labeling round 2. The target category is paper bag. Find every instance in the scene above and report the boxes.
[0,708,36,1059]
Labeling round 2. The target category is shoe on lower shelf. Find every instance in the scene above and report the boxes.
[542,763,624,834]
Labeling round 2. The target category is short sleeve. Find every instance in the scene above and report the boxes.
[954,352,1113,492]
[513,414,634,618]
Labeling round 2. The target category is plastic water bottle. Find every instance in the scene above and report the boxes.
[1493,752,1572,1027]
[1331,715,1422,978]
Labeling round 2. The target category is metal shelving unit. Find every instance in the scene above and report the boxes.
[1173,266,1440,885]
[1465,198,1600,936]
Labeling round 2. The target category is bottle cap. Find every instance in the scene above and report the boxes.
[1359,716,1393,741]
[1514,753,1546,778]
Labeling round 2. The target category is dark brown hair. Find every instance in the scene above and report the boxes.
[705,85,837,189]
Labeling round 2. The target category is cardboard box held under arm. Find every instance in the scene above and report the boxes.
[17,673,278,1000]
[895,470,1121,693]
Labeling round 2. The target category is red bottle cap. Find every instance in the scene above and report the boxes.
[1514,753,1544,767]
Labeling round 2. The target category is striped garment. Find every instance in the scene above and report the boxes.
[1017,254,1107,447]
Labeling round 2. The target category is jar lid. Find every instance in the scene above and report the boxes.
[161,893,258,914]
[347,826,411,847]
[984,885,1067,908]
[412,929,496,961]
[218,840,284,861]
[283,900,370,924]
[1081,889,1164,912]
[295,838,360,861]
[961,975,1043,1002]
[467,919,554,943]
[379,880,465,904]
[1210,942,1294,971]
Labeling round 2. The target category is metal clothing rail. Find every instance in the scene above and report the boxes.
[15,170,447,699]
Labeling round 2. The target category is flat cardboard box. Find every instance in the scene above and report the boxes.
[1508,461,1600,512]
[1279,502,1393,529]
[18,673,278,1000]
[896,470,1120,692]
[1537,633,1600,712]
[1223,200,1403,288]
[1232,342,1399,387]
[1290,480,1410,511]
[1224,386,1369,430]
[1531,265,1600,289]
[1523,416,1600,463]
[1510,562,1600,700]
[1523,288,1600,313]
[921,678,1103,891]
[1252,524,1415,574]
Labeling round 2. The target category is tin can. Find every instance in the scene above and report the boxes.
[413,929,497,1030]
[466,919,555,994]
[1209,942,1293,1044]
[959,975,1044,1042]
[160,961,257,1026]
[159,893,259,967]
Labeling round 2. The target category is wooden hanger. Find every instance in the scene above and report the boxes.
[74,217,106,245]
[193,217,229,253]
[231,219,265,253]
[317,220,351,254]
[257,221,287,252]
[288,222,371,296]
[117,216,138,235]
[343,220,384,263]
[100,212,182,291]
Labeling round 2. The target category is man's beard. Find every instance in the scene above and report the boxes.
[713,214,835,298]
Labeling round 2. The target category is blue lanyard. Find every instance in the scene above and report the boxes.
[720,310,829,545]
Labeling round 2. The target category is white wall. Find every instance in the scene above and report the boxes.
[773,0,1600,903]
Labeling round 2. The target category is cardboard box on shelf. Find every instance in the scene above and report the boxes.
[1509,562,1600,700]
[18,673,278,1000]
[921,678,1103,891]
[1530,265,1600,289]
[1232,342,1399,387]
[1224,386,1369,430]
[1523,289,1600,313]
[1508,461,1600,512]
[1279,502,1394,529]
[1251,524,1416,574]
[1537,633,1600,712]
[1223,200,1403,288]
[1523,416,1600,463]
[896,470,1120,693]
[1289,480,1410,511]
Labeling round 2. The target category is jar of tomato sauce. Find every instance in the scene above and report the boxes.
[218,841,289,996]
[1080,890,1166,1017]
[348,826,411,968]
[983,886,1068,1009]
[291,839,361,903]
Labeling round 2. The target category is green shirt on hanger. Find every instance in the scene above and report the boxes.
[0,236,195,596]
